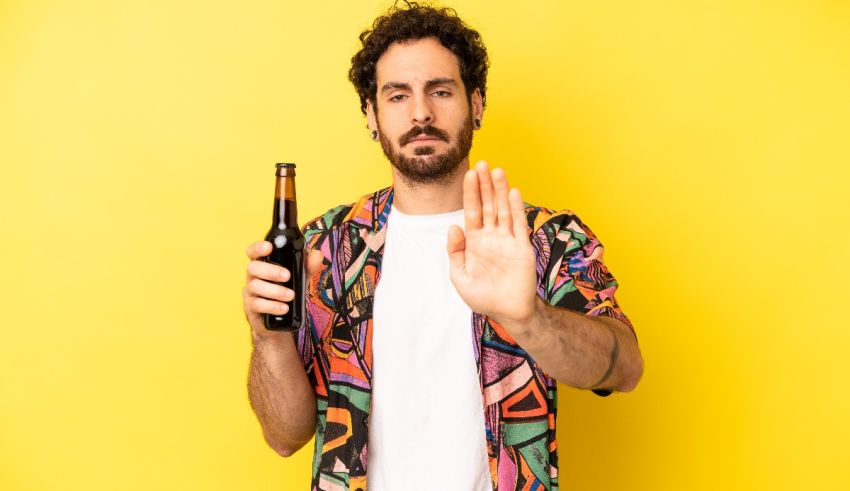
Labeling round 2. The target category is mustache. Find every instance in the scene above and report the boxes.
[399,125,450,146]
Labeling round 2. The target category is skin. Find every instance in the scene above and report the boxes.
[243,244,322,456]
[366,37,483,214]
[244,36,643,457]
[449,163,643,392]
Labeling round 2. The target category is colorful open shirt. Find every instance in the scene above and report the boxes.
[294,187,635,490]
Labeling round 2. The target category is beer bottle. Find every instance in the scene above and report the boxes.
[262,163,305,331]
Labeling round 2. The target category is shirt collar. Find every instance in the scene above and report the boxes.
[343,186,394,232]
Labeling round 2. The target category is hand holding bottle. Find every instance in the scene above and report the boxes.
[243,240,323,340]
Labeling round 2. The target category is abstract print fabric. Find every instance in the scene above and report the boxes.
[293,187,636,491]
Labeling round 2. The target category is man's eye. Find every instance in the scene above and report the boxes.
[433,90,451,97]
[389,94,407,102]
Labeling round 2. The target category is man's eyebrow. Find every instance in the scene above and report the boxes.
[424,77,458,90]
[381,82,411,94]
[380,78,459,94]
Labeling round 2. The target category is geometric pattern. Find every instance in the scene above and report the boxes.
[294,186,635,490]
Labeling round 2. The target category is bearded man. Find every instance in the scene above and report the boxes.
[242,3,643,490]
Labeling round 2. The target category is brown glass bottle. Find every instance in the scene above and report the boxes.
[262,163,305,331]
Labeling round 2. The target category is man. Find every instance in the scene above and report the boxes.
[242,3,643,490]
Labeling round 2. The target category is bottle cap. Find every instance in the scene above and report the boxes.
[275,162,297,176]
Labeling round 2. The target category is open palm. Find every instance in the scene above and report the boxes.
[447,162,538,325]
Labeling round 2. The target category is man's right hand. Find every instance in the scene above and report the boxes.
[244,243,321,458]
[243,240,324,340]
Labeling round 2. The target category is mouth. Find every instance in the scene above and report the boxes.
[408,137,444,144]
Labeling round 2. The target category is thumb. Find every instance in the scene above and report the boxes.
[446,225,466,275]
[305,249,323,278]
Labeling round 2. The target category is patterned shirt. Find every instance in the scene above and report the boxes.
[294,186,636,491]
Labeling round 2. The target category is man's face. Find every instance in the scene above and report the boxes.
[368,37,481,186]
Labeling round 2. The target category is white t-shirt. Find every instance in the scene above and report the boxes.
[367,205,492,491]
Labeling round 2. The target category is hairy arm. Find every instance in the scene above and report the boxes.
[247,332,317,457]
[244,224,330,457]
[504,297,643,392]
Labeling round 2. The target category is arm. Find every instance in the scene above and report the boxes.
[447,162,643,394]
[247,332,317,457]
[501,297,643,392]
[244,241,324,457]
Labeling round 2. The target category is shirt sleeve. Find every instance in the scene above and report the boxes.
[294,213,338,399]
[532,209,636,397]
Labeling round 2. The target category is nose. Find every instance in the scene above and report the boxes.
[410,92,434,125]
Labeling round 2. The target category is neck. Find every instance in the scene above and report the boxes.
[390,158,468,215]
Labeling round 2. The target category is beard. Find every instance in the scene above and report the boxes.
[378,114,474,186]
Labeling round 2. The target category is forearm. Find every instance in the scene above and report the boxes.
[503,297,643,392]
[247,332,317,456]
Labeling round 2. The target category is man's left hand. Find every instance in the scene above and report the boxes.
[447,161,538,332]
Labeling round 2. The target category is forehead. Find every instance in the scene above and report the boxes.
[375,36,463,88]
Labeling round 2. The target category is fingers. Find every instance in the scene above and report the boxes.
[246,241,272,260]
[475,161,496,228]
[509,188,528,238]
[246,240,324,288]
[242,275,292,321]
[243,260,295,317]
[446,224,466,276]
[243,241,324,330]
[247,259,291,282]
[447,224,466,254]
[463,169,483,231]
[246,278,295,303]
[491,167,512,234]
[247,294,290,315]
[469,162,521,236]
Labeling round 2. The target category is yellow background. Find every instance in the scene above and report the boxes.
[2,0,848,489]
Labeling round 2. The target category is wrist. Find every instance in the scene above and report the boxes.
[251,328,296,352]
[494,295,546,340]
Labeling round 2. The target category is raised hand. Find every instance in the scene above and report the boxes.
[447,161,538,328]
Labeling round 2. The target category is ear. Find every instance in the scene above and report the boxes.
[366,99,378,132]
[471,88,484,124]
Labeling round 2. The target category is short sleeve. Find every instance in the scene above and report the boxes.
[294,212,340,399]
[531,210,636,396]
[534,211,635,334]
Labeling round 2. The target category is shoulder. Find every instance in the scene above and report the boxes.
[301,202,353,237]
[524,202,597,242]
[300,187,391,239]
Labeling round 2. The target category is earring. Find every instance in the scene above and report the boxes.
[474,118,482,129]
[371,130,378,141]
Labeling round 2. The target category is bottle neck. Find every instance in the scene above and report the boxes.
[273,175,298,225]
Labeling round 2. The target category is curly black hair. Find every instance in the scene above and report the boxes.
[348,1,489,115]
